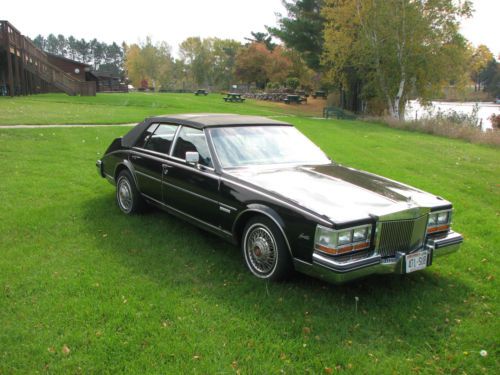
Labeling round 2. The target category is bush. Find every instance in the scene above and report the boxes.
[286,77,300,91]
[378,115,500,147]
[489,114,500,130]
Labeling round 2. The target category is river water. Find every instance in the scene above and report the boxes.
[405,100,500,130]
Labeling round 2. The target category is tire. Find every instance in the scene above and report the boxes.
[116,170,144,215]
[241,216,293,281]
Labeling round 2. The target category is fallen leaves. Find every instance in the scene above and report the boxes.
[62,345,70,355]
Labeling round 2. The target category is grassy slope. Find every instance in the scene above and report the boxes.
[0,93,293,125]
[0,114,498,373]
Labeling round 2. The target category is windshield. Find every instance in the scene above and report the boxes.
[209,126,330,168]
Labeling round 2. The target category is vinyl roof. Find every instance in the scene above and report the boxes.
[147,113,291,128]
[121,114,291,148]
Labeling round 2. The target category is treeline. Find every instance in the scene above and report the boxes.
[32,34,124,75]
[31,32,315,92]
[124,35,315,92]
[31,0,500,119]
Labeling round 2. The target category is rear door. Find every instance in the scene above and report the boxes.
[131,123,178,202]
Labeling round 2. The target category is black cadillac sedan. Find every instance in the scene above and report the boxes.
[96,114,463,283]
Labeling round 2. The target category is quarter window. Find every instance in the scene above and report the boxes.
[136,123,158,148]
[172,127,213,167]
[144,124,179,154]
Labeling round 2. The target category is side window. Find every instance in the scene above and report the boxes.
[144,124,178,155]
[172,127,213,168]
[135,123,158,148]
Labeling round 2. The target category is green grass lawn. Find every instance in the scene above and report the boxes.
[0,93,292,125]
[0,113,498,373]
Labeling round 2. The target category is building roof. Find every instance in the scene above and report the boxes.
[46,53,91,67]
[121,114,291,148]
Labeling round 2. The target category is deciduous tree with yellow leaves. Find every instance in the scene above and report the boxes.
[322,0,472,119]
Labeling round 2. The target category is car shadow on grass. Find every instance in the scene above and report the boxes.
[81,193,471,348]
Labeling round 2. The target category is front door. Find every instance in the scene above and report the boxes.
[163,126,221,226]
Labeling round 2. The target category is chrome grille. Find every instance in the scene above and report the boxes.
[378,215,428,257]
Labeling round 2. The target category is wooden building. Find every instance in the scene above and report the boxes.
[0,20,95,97]
[46,53,92,81]
[88,71,128,93]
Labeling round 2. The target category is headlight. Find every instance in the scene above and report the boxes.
[353,227,369,242]
[314,224,372,255]
[427,209,452,234]
[437,212,449,224]
[337,230,352,245]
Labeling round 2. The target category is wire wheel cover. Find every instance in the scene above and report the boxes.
[118,178,133,211]
[245,225,277,274]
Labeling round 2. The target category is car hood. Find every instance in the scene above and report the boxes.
[228,164,450,224]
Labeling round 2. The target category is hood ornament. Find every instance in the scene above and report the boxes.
[406,195,414,207]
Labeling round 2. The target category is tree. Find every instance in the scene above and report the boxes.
[235,42,272,88]
[469,44,494,91]
[482,58,500,97]
[323,0,472,120]
[267,0,325,70]
[32,35,46,50]
[245,31,276,51]
[46,34,59,54]
[179,37,214,87]
[124,37,173,89]
[265,46,292,83]
[211,39,242,89]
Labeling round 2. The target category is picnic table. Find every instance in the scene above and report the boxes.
[283,94,307,104]
[312,91,327,99]
[223,93,245,103]
[194,89,208,96]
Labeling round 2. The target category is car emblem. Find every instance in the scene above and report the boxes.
[298,233,310,241]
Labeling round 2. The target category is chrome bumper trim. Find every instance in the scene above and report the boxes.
[429,230,463,257]
[295,231,463,284]
[96,159,103,177]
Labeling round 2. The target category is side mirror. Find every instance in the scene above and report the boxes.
[185,151,199,165]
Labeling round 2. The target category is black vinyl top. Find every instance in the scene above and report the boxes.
[121,113,291,148]
[149,113,290,127]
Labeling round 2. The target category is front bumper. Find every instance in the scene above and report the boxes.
[294,230,463,284]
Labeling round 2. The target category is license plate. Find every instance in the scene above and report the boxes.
[405,250,428,273]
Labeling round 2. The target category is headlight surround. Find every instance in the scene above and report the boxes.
[427,209,452,234]
[314,224,372,255]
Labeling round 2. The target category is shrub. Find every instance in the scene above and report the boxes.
[286,77,300,91]
[489,114,500,130]
[377,115,500,147]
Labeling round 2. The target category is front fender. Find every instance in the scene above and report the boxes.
[232,203,292,256]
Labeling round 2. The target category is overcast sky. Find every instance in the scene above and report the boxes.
[2,0,498,57]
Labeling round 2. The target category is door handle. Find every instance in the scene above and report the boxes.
[162,164,172,175]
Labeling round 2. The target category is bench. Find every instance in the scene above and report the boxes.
[312,91,327,99]
[194,89,208,96]
[323,106,356,120]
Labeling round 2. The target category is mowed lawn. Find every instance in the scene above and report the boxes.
[0,106,499,372]
[0,93,293,125]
